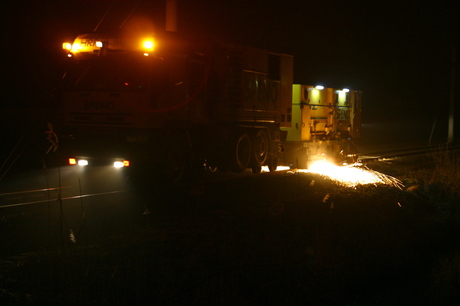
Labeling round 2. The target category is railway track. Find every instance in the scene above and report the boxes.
[358,142,460,162]
[0,187,126,209]
[2,142,459,210]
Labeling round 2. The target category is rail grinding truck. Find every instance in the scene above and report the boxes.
[280,85,362,168]
[56,3,361,182]
[58,30,293,182]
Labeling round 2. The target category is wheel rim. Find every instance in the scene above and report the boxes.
[252,130,269,165]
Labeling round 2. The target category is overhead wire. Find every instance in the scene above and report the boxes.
[119,0,143,29]
[94,1,115,32]
[0,121,35,182]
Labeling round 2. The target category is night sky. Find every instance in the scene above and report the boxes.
[2,0,459,140]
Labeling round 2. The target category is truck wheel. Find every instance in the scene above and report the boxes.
[230,132,251,173]
[267,153,278,172]
[252,129,269,166]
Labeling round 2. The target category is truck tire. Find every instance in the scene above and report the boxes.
[267,153,278,172]
[230,132,251,173]
[252,129,269,166]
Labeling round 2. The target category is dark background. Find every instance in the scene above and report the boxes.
[1,4,460,303]
[1,0,459,143]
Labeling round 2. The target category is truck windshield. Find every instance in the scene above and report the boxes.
[63,56,153,92]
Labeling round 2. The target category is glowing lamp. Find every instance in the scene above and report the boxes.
[142,39,155,51]
[113,161,129,168]
[315,85,324,90]
[63,43,72,51]
[113,161,124,168]
[342,88,350,93]
[96,41,103,48]
[68,158,77,165]
[71,43,81,52]
[78,159,89,166]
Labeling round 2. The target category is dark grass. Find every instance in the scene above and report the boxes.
[2,155,460,305]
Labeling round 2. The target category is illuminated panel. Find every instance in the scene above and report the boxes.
[337,90,347,105]
[68,158,77,165]
[310,88,321,104]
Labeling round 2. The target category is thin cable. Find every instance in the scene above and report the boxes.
[0,122,32,177]
[119,0,142,29]
[94,1,115,32]
[0,136,32,182]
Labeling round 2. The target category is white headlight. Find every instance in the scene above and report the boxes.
[78,159,89,166]
[113,161,124,168]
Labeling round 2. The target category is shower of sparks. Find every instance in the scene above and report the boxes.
[262,161,403,189]
[302,160,404,189]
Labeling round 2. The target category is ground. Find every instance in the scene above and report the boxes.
[1,154,460,305]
